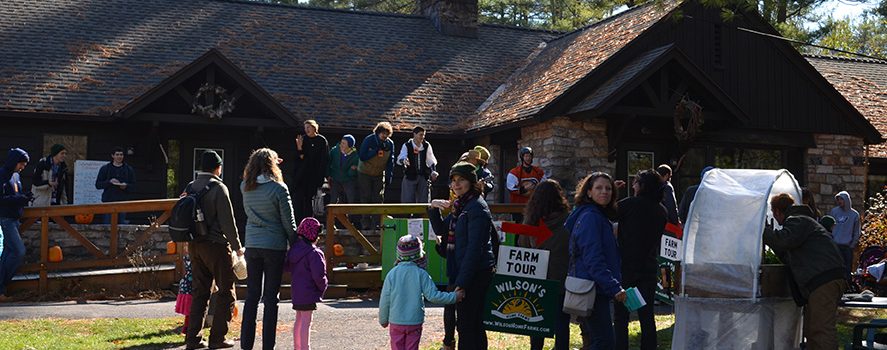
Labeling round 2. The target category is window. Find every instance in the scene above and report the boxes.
[165,140,180,198]
[713,148,782,170]
[627,151,654,196]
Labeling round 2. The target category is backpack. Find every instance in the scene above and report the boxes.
[168,181,219,242]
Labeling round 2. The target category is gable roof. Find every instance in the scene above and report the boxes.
[806,55,887,156]
[118,48,299,127]
[568,44,750,124]
[0,0,556,133]
[469,0,681,131]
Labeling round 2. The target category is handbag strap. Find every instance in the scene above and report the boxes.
[567,214,583,277]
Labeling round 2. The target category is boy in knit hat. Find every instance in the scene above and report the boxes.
[379,235,464,350]
[327,134,359,205]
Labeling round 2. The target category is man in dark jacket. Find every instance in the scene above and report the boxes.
[185,150,242,349]
[764,193,846,350]
[0,148,30,299]
[95,147,136,224]
[293,119,329,222]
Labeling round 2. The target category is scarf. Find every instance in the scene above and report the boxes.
[447,190,480,245]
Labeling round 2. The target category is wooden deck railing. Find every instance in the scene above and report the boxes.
[19,199,179,293]
[324,203,525,278]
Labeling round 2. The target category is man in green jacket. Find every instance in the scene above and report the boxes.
[765,193,847,350]
[327,134,359,204]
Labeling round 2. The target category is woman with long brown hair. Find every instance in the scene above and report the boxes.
[566,172,626,350]
[519,179,572,350]
[239,148,298,350]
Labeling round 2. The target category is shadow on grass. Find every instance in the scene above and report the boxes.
[109,327,181,342]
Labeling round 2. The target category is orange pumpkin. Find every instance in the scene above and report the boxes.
[333,244,345,257]
[49,245,63,262]
[166,241,177,255]
[74,213,94,225]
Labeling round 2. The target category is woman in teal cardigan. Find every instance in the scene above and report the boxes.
[239,148,297,350]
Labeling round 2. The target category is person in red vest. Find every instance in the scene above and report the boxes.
[506,147,545,223]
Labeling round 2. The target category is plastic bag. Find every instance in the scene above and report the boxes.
[232,253,247,280]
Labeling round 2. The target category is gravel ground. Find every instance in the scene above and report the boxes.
[0,298,445,350]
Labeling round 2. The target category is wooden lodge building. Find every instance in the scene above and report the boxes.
[1,0,885,224]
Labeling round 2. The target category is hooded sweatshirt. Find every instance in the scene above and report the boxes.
[0,148,31,219]
[285,238,328,305]
[829,191,861,247]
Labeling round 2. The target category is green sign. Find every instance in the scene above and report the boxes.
[483,274,561,338]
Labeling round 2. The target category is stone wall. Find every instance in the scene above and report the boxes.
[806,134,866,215]
[518,116,613,194]
[20,224,173,264]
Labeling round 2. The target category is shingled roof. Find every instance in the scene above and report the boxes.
[469,0,681,131]
[0,0,556,133]
[806,55,887,157]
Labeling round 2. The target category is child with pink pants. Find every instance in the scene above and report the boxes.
[285,218,328,350]
[379,235,464,350]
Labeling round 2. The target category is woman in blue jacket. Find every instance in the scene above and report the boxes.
[428,161,495,350]
[565,172,627,350]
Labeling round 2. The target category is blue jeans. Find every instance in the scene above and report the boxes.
[0,218,25,296]
[583,293,615,350]
[240,248,285,350]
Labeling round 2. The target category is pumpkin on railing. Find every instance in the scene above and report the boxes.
[74,213,94,225]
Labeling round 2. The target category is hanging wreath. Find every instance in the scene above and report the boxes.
[673,95,704,142]
[191,83,236,120]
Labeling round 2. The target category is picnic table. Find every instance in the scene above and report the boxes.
[841,296,887,349]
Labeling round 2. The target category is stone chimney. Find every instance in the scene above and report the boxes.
[416,0,478,38]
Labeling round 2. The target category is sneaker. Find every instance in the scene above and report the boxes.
[209,339,236,349]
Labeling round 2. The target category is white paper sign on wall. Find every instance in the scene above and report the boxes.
[660,235,683,261]
[74,160,107,205]
[497,246,549,279]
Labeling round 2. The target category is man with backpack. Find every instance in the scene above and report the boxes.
[184,150,242,350]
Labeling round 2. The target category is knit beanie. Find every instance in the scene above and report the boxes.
[49,144,66,158]
[297,217,322,241]
[396,235,426,267]
[819,215,836,232]
[449,161,478,184]
[342,134,356,148]
[200,150,223,172]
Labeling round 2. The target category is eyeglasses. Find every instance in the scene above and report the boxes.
[112,153,125,156]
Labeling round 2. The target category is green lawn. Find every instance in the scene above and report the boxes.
[1,309,885,349]
[0,318,184,350]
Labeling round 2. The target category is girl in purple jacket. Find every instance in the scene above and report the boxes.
[285,217,328,350]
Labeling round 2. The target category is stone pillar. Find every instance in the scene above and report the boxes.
[415,0,478,38]
[517,116,613,194]
[806,134,866,215]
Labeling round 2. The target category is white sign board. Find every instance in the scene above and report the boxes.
[74,160,107,204]
[660,235,683,261]
[407,219,424,239]
[497,246,549,279]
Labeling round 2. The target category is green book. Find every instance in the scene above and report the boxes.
[624,287,647,312]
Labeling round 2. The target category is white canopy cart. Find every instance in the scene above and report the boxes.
[672,169,804,350]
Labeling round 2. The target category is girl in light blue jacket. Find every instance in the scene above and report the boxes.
[379,235,463,350]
